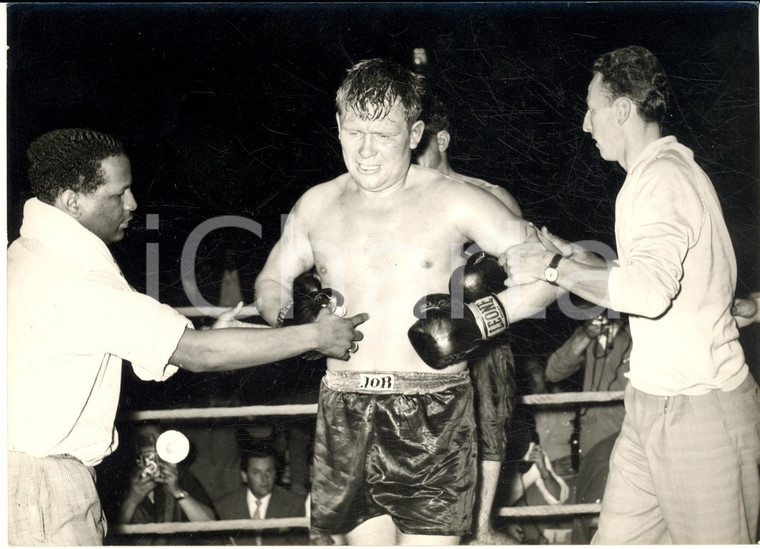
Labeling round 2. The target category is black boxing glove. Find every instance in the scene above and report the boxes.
[277,271,345,328]
[449,251,507,303]
[278,271,345,360]
[408,292,509,369]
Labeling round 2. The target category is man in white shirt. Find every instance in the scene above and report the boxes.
[504,45,760,544]
[7,128,367,545]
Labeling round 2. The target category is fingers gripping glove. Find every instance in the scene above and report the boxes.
[278,271,345,328]
[278,271,345,360]
[408,292,509,369]
[449,251,507,303]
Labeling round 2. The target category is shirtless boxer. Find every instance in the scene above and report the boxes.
[414,93,521,545]
[255,58,557,545]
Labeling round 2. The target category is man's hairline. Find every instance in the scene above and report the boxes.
[336,97,420,130]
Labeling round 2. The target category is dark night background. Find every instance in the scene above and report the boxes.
[5,2,760,532]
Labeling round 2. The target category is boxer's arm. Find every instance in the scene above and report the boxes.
[504,245,612,309]
[487,185,522,218]
[453,184,561,324]
[254,199,315,326]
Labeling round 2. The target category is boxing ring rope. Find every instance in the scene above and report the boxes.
[116,517,309,536]
[122,404,319,422]
[120,392,622,423]
[522,391,623,405]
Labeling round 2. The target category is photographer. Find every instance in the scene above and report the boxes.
[118,424,215,527]
[545,311,631,460]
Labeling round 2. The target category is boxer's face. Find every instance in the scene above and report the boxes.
[76,154,137,244]
[337,99,424,193]
[583,73,621,163]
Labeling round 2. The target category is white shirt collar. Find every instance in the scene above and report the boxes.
[246,490,272,519]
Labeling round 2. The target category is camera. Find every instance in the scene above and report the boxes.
[591,313,610,327]
[137,433,163,480]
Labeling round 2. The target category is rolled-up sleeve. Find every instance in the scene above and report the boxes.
[60,281,192,381]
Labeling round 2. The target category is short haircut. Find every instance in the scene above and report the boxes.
[336,58,425,128]
[420,93,451,135]
[413,92,451,156]
[592,45,669,125]
[240,442,278,472]
[27,128,125,204]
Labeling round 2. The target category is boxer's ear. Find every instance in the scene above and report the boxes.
[409,120,425,149]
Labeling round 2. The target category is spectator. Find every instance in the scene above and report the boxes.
[117,423,215,545]
[498,405,570,544]
[546,311,630,463]
[214,443,308,545]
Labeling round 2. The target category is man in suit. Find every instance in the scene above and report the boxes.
[214,443,307,545]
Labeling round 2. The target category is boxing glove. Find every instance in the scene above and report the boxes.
[408,292,509,369]
[449,251,507,303]
[292,271,345,325]
[279,271,345,360]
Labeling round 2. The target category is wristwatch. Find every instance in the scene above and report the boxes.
[174,491,187,501]
[544,253,563,285]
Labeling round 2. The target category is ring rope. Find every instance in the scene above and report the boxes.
[522,391,623,405]
[120,391,622,422]
[496,503,601,517]
[120,404,319,422]
[175,305,261,318]
[115,517,308,536]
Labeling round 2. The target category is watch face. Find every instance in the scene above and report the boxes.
[545,268,559,283]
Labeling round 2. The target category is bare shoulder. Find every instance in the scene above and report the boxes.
[292,173,351,217]
[452,172,522,217]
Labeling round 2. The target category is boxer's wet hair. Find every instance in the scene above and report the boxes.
[336,58,425,128]
[592,45,669,125]
[27,128,125,204]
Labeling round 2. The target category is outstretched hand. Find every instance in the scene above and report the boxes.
[314,305,369,361]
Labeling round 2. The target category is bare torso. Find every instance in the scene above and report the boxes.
[309,168,471,374]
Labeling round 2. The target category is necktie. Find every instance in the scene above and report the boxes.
[252,498,263,545]
[252,498,262,520]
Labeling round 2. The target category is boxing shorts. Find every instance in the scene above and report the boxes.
[311,369,477,536]
[469,339,517,462]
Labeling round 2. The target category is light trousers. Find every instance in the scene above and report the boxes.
[593,372,760,544]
